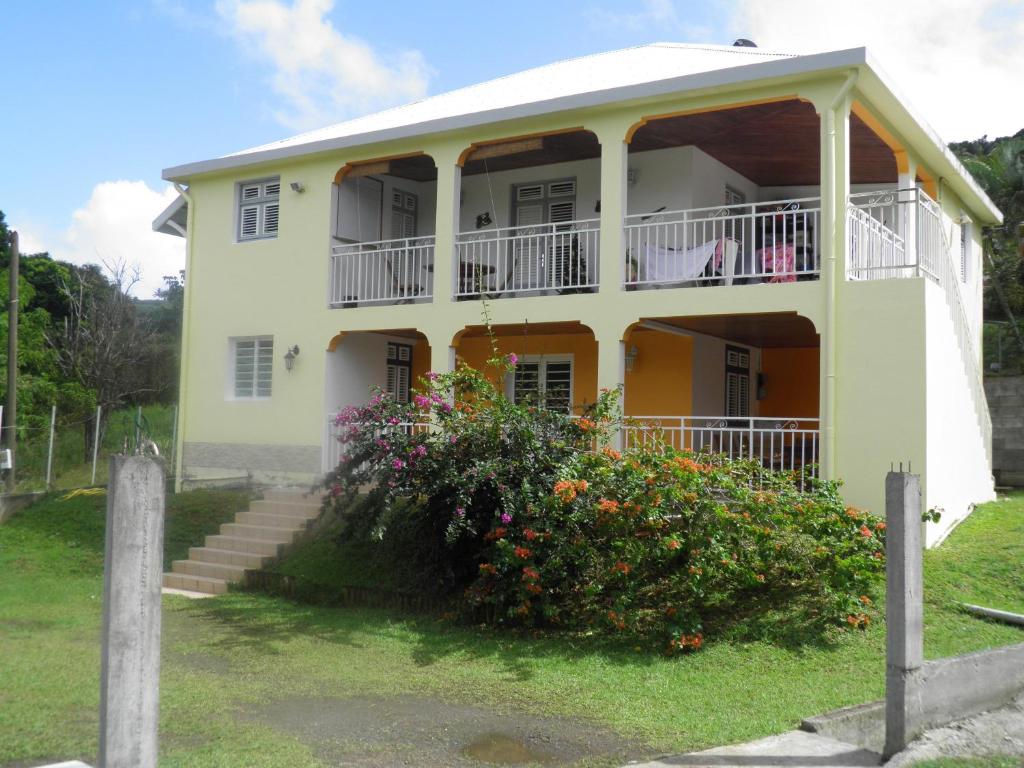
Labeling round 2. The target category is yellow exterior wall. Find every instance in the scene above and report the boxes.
[455,333,598,412]
[758,347,819,418]
[623,330,693,416]
[411,339,431,390]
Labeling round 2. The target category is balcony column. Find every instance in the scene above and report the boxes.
[895,151,919,271]
[592,120,632,294]
[432,147,462,306]
[816,74,856,482]
[595,328,625,449]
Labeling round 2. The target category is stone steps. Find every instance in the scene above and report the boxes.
[162,488,319,596]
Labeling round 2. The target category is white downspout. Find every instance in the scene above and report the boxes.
[824,70,858,480]
[172,183,193,492]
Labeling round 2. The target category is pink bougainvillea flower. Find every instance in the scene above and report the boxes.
[456,506,466,518]
[413,394,431,409]
[501,512,513,524]
[506,353,518,365]
[391,458,405,470]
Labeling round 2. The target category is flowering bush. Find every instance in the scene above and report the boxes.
[324,354,885,652]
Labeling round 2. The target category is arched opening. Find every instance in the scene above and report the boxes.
[330,154,437,307]
[624,99,897,288]
[322,328,431,471]
[451,321,598,415]
[621,312,820,482]
[454,129,602,299]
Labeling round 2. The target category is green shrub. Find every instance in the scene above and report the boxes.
[324,354,885,652]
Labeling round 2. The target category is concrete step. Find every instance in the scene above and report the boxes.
[221,523,297,543]
[189,546,271,569]
[262,488,319,504]
[249,499,322,518]
[205,534,281,556]
[172,559,248,583]
[236,510,311,529]
[162,572,228,595]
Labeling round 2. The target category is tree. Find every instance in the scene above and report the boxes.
[46,261,156,458]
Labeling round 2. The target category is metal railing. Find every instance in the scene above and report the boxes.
[454,219,600,298]
[329,236,435,307]
[624,198,821,288]
[621,415,820,488]
[323,416,433,474]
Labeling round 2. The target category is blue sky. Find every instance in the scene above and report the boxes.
[2,0,1021,297]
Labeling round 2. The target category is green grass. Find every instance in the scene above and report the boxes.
[12,403,176,493]
[0,491,1021,767]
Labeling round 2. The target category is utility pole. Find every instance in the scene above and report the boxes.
[5,231,18,492]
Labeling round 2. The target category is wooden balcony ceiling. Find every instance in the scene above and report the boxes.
[643,312,820,348]
[457,321,595,339]
[630,100,895,186]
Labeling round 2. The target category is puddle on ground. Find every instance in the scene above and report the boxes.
[462,732,556,765]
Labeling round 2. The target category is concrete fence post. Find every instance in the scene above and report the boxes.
[99,455,165,768]
[883,470,924,758]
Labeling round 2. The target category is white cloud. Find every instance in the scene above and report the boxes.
[730,0,1024,141]
[216,0,431,131]
[587,0,714,38]
[13,181,185,300]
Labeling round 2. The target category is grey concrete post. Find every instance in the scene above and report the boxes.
[99,456,165,768]
[883,471,924,759]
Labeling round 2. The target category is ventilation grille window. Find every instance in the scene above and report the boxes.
[237,177,281,241]
[233,337,273,398]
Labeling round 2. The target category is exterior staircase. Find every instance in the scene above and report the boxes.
[162,489,321,595]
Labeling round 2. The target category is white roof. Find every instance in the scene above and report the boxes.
[230,43,792,158]
[160,42,1001,223]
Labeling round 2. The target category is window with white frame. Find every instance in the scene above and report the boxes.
[232,337,274,398]
[724,345,750,418]
[506,356,573,414]
[725,185,746,207]
[237,178,280,241]
[960,217,971,283]
[386,342,412,404]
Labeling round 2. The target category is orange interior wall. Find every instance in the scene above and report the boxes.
[456,333,598,412]
[623,330,693,416]
[411,339,431,389]
[757,347,820,418]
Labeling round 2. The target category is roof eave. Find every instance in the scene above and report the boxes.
[162,47,868,182]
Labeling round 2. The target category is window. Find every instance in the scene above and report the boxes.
[724,345,750,418]
[511,179,578,289]
[232,337,273,398]
[960,217,971,283]
[725,185,746,207]
[507,357,573,414]
[238,178,280,241]
[386,342,412,404]
[391,189,418,240]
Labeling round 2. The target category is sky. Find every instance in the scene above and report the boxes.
[1,0,1021,298]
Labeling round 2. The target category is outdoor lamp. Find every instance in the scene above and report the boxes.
[624,344,639,373]
[289,181,305,193]
[284,345,300,371]
[475,211,492,229]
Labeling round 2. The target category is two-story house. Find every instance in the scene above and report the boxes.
[156,42,1001,546]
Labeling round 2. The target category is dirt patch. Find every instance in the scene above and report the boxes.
[238,695,656,767]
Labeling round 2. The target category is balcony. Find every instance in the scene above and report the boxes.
[624,197,821,289]
[454,218,600,298]
[329,236,435,308]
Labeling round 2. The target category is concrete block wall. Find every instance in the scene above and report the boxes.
[985,375,1024,487]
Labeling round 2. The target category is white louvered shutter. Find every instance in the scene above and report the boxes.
[239,206,260,239]
[263,203,279,235]
[542,361,572,413]
[238,179,281,240]
[548,200,576,287]
[234,338,273,398]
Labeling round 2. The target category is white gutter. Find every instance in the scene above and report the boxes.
[172,183,193,492]
[823,70,859,481]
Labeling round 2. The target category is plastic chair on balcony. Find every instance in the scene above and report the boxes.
[386,251,426,304]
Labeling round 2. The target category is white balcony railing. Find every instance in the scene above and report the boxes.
[323,416,433,474]
[329,236,435,308]
[622,415,820,487]
[846,188,991,459]
[624,198,821,288]
[454,219,599,298]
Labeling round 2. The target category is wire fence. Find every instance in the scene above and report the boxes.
[1,403,177,493]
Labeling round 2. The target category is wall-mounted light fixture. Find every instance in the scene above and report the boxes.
[624,344,639,373]
[289,181,305,193]
[283,345,300,371]
[475,211,492,229]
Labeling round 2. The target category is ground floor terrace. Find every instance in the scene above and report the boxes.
[323,314,821,486]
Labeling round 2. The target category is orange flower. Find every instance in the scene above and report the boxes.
[875,522,887,531]
[755,573,766,582]
[611,561,632,575]
[525,583,542,595]
[553,480,577,503]
[479,563,497,575]
[598,498,620,514]
[665,538,681,550]
[514,546,532,559]
[524,528,538,541]
[577,418,596,432]
[575,479,589,493]
[859,525,873,538]
[484,527,508,542]
[602,447,622,461]
[859,595,872,605]
[521,566,540,581]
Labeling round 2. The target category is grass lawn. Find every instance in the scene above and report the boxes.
[0,491,1021,767]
